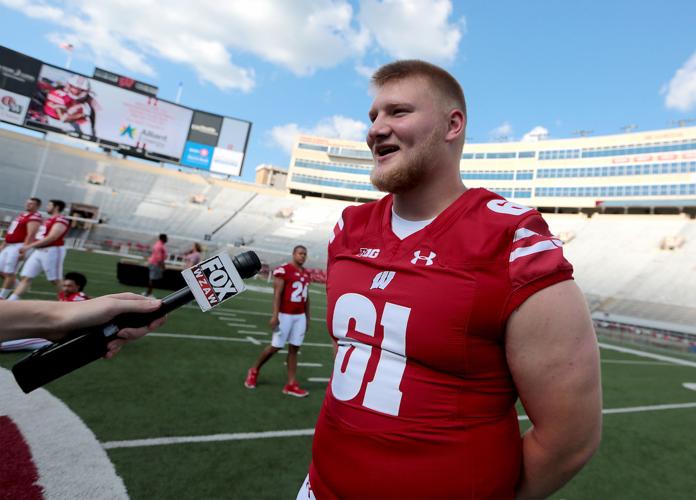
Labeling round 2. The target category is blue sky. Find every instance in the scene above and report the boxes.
[1,0,695,183]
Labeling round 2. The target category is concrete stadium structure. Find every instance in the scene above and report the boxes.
[1,125,695,342]
[287,126,696,213]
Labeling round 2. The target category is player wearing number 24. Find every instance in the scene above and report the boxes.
[245,245,311,397]
[298,61,602,499]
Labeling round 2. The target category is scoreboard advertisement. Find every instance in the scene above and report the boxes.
[0,45,251,175]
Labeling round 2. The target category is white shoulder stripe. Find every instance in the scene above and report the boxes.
[513,227,539,242]
[337,215,344,230]
[509,239,563,262]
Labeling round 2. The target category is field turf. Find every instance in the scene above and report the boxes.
[1,250,695,499]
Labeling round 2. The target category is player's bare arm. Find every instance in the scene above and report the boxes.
[506,279,602,500]
[22,220,68,252]
[24,220,40,244]
[269,276,284,328]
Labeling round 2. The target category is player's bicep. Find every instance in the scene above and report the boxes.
[506,280,601,443]
[273,276,285,295]
[46,222,69,240]
[26,221,40,236]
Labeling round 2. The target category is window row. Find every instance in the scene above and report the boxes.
[536,184,696,198]
[291,174,377,192]
[536,161,696,178]
[297,143,329,152]
[460,169,535,181]
[538,140,696,161]
[327,146,373,160]
[294,159,372,176]
[462,151,536,160]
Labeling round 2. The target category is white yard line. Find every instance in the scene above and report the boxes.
[212,308,326,322]
[246,336,260,345]
[601,360,672,366]
[298,363,323,367]
[308,377,330,383]
[599,342,696,368]
[236,330,267,336]
[226,323,249,327]
[147,332,333,347]
[102,401,696,450]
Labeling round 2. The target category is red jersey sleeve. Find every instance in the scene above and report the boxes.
[503,212,574,319]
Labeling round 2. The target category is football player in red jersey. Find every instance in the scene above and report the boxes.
[298,61,601,500]
[8,200,70,301]
[245,245,312,397]
[58,271,89,302]
[0,197,42,299]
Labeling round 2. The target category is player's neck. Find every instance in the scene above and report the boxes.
[392,175,467,221]
[291,261,304,270]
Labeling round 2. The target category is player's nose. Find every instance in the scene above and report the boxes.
[367,116,390,148]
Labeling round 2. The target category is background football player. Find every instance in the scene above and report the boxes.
[244,245,311,397]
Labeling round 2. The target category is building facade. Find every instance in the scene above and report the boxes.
[287,126,696,213]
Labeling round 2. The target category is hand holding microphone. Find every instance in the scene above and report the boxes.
[12,250,261,393]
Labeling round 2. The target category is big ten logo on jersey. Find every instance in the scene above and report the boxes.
[182,253,246,312]
[358,248,380,258]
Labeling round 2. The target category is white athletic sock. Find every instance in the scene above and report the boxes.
[7,294,20,301]
[0,288,10,298]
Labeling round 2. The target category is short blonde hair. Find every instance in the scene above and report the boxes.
[371,59,466,117]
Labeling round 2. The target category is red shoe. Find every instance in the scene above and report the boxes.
[244,368,258,389]
[282,382,309,398]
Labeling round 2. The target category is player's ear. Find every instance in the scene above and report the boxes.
[445,109,466,143]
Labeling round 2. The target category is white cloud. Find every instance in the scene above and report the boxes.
[490,121,513,140]
[270,115,368,154]
[1,0,465,90]
[358,0,464,62]
[521,126,549,142]
[663,51,696,112]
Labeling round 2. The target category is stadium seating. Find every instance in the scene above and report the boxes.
[1,127,694,332]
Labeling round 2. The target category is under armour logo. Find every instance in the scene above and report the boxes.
[371,271,396,290]
[410,250,436,266]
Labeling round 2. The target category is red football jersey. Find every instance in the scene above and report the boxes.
[273,263,311,315]
[310,188,574,499]
[58,291,89,302]
[35,215,70,247]
[4,211,42,244]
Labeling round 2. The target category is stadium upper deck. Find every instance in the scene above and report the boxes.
[288,126,696,212]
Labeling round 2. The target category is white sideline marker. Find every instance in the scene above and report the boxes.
[101,401,696,450]
[599,342,696,368]
[237,330,267,336]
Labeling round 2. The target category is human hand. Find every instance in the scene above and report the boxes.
[19,245,29,256]
[57,293,166,358]
[269,316,279,329]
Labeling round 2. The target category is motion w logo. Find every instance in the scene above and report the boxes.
[410,250,436,266]
[371,271,396,290]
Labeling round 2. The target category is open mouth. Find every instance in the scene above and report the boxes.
[375,144,400,159]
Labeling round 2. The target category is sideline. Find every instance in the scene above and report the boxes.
[102,401,696,450]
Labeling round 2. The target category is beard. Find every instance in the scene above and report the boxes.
[370,127,441,194]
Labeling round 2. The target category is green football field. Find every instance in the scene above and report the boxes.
[2,250,696,499]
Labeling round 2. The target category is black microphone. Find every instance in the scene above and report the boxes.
[12,250,261,393]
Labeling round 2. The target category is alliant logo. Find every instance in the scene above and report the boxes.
[410,250,436,266]
[358,248,380,258]
[182,253,246,311]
